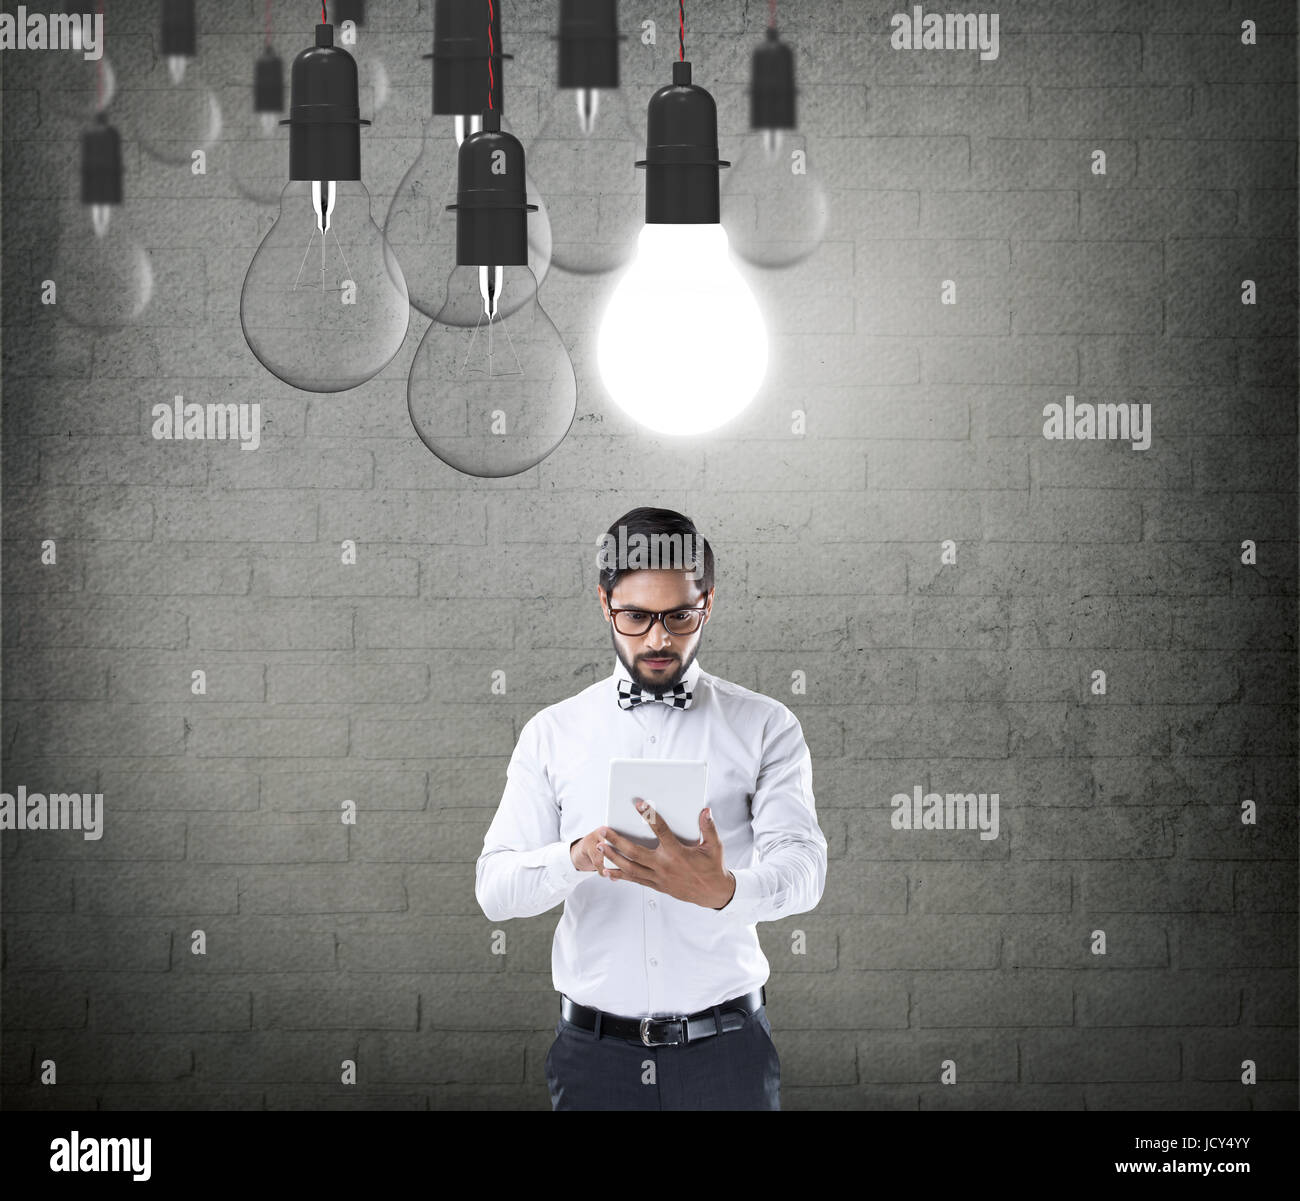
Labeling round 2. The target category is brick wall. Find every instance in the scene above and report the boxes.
[1,0,1295,1110]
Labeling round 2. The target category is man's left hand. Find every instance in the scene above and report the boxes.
[599,802,737,910]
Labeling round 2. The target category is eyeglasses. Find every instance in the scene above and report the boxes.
[608,605,708,637]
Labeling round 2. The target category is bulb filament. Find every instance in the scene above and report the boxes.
[90,204,112,237]
[462,265,523,379]
[293,186,353,297]
[167,55,187,85]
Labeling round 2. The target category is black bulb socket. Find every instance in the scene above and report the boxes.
[636,61,729,224]
[447,110,537,267]
[80,114,123,206]
[750,26,796,129]
[331,0,365,26]
[283,25,369,182]
[426,0,510,116]
[556,0,622,90]
[161,0,196,58]
[254,48,284,115]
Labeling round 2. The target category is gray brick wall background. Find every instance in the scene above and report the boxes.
[1,0,1296,1110]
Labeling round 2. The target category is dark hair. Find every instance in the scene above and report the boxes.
[598,507,715,600]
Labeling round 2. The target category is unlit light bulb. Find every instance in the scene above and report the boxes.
[130,0,221,165]
[241,22,408,392]
[37,0,116,121]
[598,224,767,436]
[386,0,549,318]
[408,264,576,477]
[385,113,551,319]
[241,178,409,392]
[54,201,154,330]
[721,129,829,268]
[230,50,287,205]
[721,25,828,269]
[527,85,641,276]
[526,0,640,276]
[54,118,153,330]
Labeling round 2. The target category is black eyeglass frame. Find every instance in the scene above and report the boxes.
[607,604,709,637]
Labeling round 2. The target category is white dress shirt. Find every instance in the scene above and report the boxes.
[475,657,828,1018]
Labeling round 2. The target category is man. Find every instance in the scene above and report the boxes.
[475,507,828,1110]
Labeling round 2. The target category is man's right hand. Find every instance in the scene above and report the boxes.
[570,829,611,872]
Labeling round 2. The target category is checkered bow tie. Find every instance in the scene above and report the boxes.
[617,679,694,711]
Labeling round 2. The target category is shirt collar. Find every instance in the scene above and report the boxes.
[612,656,703,694]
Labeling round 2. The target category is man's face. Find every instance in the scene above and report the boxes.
[599,571,714,693]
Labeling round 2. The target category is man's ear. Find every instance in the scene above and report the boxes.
[597,584,610,620]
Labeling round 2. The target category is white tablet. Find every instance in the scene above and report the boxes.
[604,758,710,871]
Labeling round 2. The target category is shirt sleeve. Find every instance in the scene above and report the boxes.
[475,714,588,922]
[706,703,827,926]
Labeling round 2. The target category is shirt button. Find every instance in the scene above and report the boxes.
[649,735,656,743]
[649,957,658,967]
[648,900,656,909]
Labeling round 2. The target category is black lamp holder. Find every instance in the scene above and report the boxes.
[555,0,623,91]
[447,110,537,267]
[254,47,285,115]
[282,24,369,182]
[425,0,510,117]
[749,26,797,129]
[331,0,366,26]
[636,61,729,224]
[81,112,123,207]
[161,0,196,58]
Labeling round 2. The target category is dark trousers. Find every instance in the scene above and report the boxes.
[544,1002,781,1110]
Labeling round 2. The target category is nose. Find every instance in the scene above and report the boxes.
[645,621,673,650]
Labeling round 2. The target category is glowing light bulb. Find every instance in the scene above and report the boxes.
[386,113,551,320]
[53,117,153,330]
[598,60,769,435]
[240,24,408,393]
[598,224,766,435]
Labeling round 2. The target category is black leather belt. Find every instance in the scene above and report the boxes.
[561,987,766,1047]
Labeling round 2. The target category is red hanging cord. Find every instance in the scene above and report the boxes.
[321,2,326,24]
[96,0,105,110]
[487,0,495,109]
[768,0,777,28]
[678,0,685,60]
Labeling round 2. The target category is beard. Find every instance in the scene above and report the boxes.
[612,630,701,693]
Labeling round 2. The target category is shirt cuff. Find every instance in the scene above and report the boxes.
[543,838,587,891]
[707,867,763,923]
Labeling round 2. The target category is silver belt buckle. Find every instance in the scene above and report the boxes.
[640,1016,684,1046]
